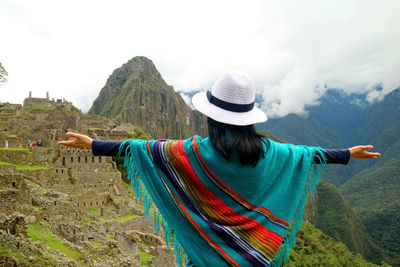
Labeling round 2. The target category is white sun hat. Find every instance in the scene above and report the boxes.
[192,72,267,126]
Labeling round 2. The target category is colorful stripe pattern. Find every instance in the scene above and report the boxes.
[151,138,289,266]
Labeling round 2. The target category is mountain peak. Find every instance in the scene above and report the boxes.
[90,57,206,139]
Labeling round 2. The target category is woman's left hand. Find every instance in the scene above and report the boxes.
[349,145,381,159]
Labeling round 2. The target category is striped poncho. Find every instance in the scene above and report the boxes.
[118,136,326,267]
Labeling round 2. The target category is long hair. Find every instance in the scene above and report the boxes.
[207,117,266,166]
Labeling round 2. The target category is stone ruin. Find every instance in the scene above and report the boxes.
[23,91,73,110]
[0,97,176,266]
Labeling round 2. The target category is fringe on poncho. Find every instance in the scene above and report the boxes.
[118,136,326,267]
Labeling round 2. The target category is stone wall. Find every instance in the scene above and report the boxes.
[0,173,31,214]
[69,191,111,210]
[50,182,115,194]
[23,97,52,107]
[0,149,33,164]
[71,171,121,184]
[23,94,72,111]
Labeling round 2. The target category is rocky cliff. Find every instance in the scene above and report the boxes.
[90,56,207,139]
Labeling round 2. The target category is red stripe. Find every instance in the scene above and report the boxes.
[170,187,241,267]
[193,137,290,227]
[171,140,283,250]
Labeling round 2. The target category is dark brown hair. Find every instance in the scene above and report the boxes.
[207,117,266,166]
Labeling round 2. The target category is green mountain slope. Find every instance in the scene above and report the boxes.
[286,222,387,267]
[314,180,383,263]
[258,87,400,266]
[340,159,400,266]
[90,56,207,139]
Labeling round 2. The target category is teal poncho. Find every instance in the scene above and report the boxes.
[119,136,326,267]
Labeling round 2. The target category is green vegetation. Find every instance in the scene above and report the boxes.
[87,207,101,215]
[24,179,47,195]
[0,147,29,151]
[28,220,84,264]
[0,245,57,266]
[129,127,151,140]
[0,114,15,118]
[138,248,152,267]
[90,241,103,248]
[0,245,8,254]
[117,214,140,223]
[314,180,383,264]
[23,106,55,112]
[285,222,384,267]
[69,105,80,113]
[105,233,114,240]
[341,159,400,266]
[32,204,43,211]
[0,62,8,85]
[0,160,50,170]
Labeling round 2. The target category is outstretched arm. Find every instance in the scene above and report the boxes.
[314,145,381,165]
[58,132,130,157]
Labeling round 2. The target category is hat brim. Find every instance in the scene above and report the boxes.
[192,92,268,126]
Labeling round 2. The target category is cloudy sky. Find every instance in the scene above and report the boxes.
[1,0,399,117]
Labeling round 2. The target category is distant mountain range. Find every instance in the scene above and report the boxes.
[258,87,400,266]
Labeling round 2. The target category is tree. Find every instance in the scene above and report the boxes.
[0,62,8,85]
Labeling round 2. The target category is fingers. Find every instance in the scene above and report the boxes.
[66,132,84,139]
[360,145,374,150]
[57,140,78,147]
[349,145,381,159]
[364,152,382,157]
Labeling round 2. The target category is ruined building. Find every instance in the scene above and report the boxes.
[23,91,73,110]
[0,97,175,266]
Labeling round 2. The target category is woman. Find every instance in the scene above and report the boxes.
[59,72,380,267]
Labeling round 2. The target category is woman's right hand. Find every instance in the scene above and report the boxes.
[58,132,93,148]
[349,145,381,159]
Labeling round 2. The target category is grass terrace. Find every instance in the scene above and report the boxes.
[0,147,30,151]
[0,160,50,170]
[24,179,47,195]
[23,106,55,112]
[28,220,86,266]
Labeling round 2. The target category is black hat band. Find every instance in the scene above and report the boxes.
[207,91,254,113]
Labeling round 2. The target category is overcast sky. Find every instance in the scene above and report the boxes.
[1,0,399,117]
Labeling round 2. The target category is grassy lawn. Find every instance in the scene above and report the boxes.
[23,107,54,112]
[28,221,85,265]
[138,248,152,267]
[117,214,141,223]
[105,233,114,241]
[0,245,8,255]
[24,179,47,195]
[0,160,50,170]
[0,147,30,151]
[87,207,101,215]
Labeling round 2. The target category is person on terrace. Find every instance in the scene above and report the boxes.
[58,72,381,267]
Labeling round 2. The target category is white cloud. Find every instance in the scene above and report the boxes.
[1,0,399,116]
